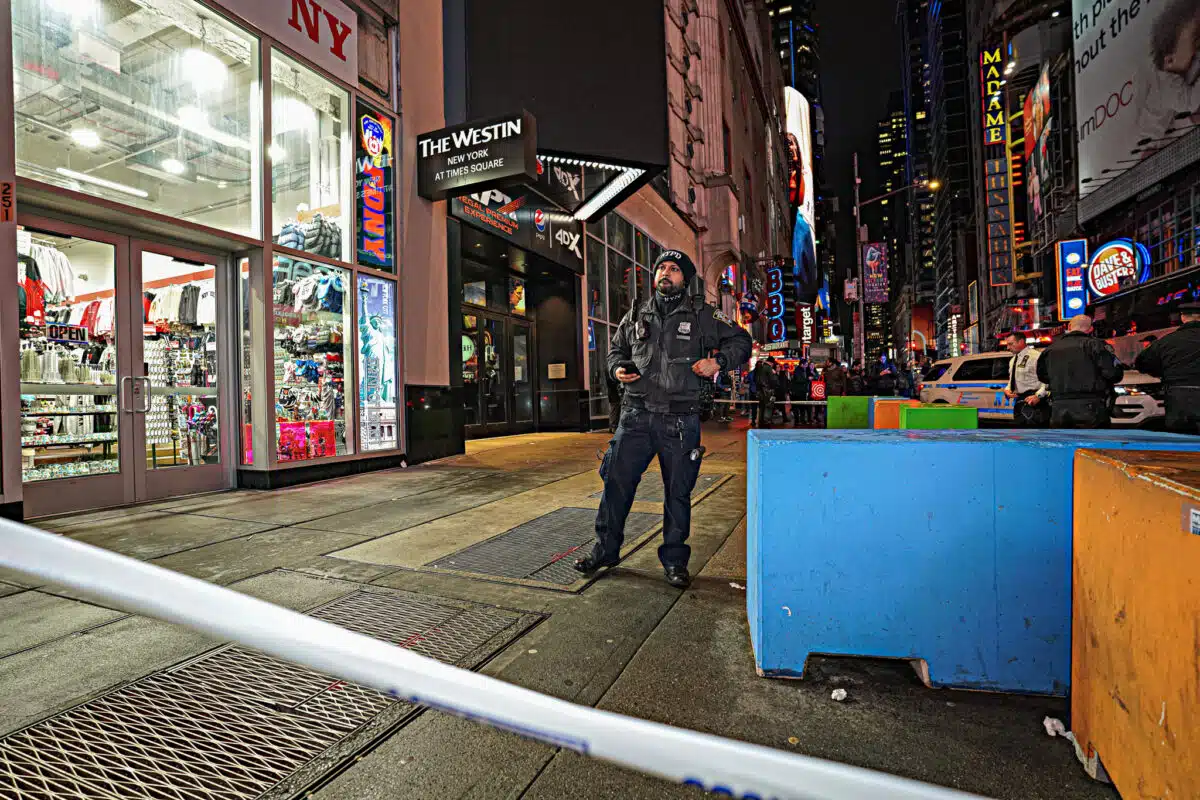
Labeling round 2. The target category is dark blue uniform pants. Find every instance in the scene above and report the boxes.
[591,409,702,569]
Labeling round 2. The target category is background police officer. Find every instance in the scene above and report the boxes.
[575,250,752,588]
[1135,302,1200,433]
[1036,315,1123,428]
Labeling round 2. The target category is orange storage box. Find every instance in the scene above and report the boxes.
[1072,449,1200,796]
[870,398,920,429]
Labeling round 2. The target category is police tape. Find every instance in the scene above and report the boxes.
[0,520,988,800]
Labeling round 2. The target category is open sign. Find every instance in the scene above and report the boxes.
[47,324,88,345]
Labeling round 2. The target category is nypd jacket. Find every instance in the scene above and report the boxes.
[1035,331,1124,400]
[609,295,752,414]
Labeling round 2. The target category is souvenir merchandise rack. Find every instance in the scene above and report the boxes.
[143,275,220,469]
[273,264,349,462]
[18,237,120,483]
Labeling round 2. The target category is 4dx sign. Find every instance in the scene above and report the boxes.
[764,263,785,343]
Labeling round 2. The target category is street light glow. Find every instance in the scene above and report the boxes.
[927,179,942,191]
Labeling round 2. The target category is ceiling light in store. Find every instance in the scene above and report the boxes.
[161,158,186,175]
[1052,10,1060,16]
[217,180,228,189]
[55,168,149,199]
[70,129,101,148]
[268,143,288,162]
[177,105,207,130]
[47,0,96,19]
[182,49,227,93]
[272,97,317,134]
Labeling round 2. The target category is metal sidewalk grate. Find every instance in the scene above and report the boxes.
[426,507,661,584]
[590,472,729,504]
[0,586,537,800]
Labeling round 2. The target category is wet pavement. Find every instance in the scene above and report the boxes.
[0,423,1115,799]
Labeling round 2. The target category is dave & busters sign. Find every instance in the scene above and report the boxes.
[1086,239,1150,299]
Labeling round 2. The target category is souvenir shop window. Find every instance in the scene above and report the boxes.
[273,257,352,462]
[356,275,397,452]
[11,0,261,237]
[271,50,350,263]
[142,253,221,470]
[354,103,396,272]
[17,230,121,483]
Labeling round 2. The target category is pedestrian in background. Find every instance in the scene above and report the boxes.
[1135,301,1200,433]
[824,358,848,397]
[790,361,812,426]
[870,353,899,397]
[1036,315,1123,428]
[1003,330,1049,428]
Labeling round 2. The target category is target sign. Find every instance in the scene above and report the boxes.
[811,380,826,400]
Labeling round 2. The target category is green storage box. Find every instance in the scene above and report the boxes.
[900,404,979,430]
[825,396,870,429]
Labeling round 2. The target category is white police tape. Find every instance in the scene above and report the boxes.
[0,519,988,800]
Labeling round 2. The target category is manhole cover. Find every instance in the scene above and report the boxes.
[590,472,729,504]
[427,507,660,584]
[0,586,539,799]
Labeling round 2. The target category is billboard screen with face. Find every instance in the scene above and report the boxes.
[785,88,818,305]
[1023,64,1052,221]
[1072,0,1200,202]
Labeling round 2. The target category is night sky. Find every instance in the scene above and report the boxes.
[815,0,904,277]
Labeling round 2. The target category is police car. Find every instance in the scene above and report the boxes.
[917,352,1163,426]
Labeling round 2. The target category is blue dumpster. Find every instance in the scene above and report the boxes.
[746,429,1200,695]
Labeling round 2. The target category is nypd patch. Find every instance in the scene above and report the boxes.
[712,309,733,325]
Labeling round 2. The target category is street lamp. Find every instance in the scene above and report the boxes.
[852,152,940,364]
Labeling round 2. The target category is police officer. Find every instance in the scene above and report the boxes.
[1002,330,1050,427]
[1135,302,1200,433]
[1036,315,1124,428]
[575,250,752,588]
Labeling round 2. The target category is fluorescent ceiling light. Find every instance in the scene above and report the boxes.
[70,129,101,148]
[177,105,207,130]
[161,158,186,175]
[272,96,317,134]
[268,143,287,162]
[56,167,149,198]
[182,49,227,93]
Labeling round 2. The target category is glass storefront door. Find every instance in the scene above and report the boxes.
[17,216,232,517]
[463,312,535,437]
[132,243,228,502]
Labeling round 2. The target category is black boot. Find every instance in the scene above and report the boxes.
[663,565,690,588]
[573,554,618,575]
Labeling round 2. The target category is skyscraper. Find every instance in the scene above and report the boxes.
[923,0,975,356]
[765,0,820,101]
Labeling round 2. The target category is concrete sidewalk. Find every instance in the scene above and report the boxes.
[0,425,1114,799]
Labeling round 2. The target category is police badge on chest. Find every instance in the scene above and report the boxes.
[676,321,691,340]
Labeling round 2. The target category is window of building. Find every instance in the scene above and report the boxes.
[586,215,666,418]
[11,0,262,237]
[722,121,732,174]
[272,257,352,462]
[271,50,350,263]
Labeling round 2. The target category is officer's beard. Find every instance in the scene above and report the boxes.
[656,278,685,298]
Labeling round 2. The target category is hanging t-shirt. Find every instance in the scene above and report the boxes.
[196,286,216,325]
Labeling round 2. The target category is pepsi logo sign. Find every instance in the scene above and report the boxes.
[534,208,546,232]
[1087,240,1148,298]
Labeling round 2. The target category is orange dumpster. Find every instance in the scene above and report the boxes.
[1072,449,1200,797]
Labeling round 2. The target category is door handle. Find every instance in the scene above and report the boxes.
[138,377,152,413]
[120,375,134,413]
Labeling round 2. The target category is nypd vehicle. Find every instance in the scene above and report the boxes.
[917,352,1163,427]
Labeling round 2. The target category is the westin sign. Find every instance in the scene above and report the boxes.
[417,112,537,202]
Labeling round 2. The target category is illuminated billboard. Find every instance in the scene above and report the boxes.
[1023,65,1051,221]
[785,88,818,306]
[1071,0,1200,201]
